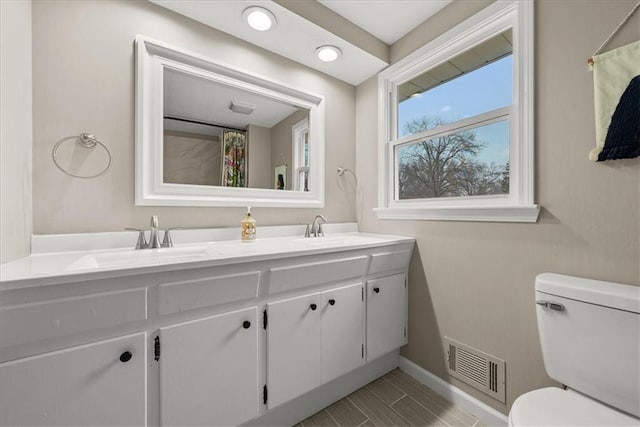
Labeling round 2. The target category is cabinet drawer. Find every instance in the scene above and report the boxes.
[158,271,260,315]
[269,255,368,294]
[0,288,147,348]
[368,249,412,275]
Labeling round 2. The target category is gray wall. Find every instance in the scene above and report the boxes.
[247,124,272,189]
[0,0,33,263]
[356,0,640,414]
[31,0,356,234]
[163,131,221,186]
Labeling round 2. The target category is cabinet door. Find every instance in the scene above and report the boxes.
[267,291,322,409]
[0,333,146,427]
[367,274,407,361]
[322,283,364,383]
[159,307,258,426]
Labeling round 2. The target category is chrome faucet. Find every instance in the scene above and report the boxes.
[306,214,327,237]
[126,216,179,249]
[148,215,161,249]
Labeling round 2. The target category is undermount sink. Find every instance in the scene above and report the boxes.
[65,245,211,271]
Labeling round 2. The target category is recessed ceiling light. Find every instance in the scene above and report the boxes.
[315,45,342,62]
[242,6,277,31]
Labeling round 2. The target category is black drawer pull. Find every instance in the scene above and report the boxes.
[328,299,336,306]
[243,320,251,329]
[310,303,317,311]
[120,351,132,363]
[373,287,380,294]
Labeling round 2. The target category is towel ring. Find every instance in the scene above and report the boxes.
[52,133,112,178]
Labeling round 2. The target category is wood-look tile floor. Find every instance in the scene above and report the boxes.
[296,369,486,427]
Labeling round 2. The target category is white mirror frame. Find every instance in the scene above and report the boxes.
[134,35,325,208]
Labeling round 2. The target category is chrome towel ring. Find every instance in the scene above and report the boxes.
[52,133,112,178]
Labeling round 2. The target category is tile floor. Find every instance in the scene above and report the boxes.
[297,369,485,427]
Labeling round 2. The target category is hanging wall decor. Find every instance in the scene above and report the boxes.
[588,2,640,162]
[274,164,287,190]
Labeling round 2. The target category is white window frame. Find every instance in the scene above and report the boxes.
[292,118,310,192]
[375,0,539,222]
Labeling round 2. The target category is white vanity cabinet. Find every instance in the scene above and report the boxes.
[0,234,414,427]
[366,274,408,361]
[159,307,259,426]
[266,282,364,408]
[0,333,146,427]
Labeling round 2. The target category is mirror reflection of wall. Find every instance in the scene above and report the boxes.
[163,119,223,186]
[162,67,310,191]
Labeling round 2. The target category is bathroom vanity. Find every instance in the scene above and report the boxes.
[0,228,413,426]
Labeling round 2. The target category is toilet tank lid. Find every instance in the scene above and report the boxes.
[535,273,640,314]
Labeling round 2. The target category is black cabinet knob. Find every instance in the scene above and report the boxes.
[328,299,336,306]
[119,351,132,363]
[310,303,317,311]
[243,320,251,329]
[373,287,380,294]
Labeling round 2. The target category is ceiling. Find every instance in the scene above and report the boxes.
[318,0,451,45]
[163,67,302,131]
[151,0,452,86]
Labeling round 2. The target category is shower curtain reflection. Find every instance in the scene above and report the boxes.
[222,130,248,187]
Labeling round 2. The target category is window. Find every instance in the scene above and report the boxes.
[292,119,310,192]
[376,1,538,222]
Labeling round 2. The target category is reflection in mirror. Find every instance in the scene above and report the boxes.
[274,164,287,190]
[162,68,310,191]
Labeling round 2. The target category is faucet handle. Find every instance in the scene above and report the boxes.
[317,223,325,237]
[125,228,147,250]
[161,227,182,248]
[304,224,312,238]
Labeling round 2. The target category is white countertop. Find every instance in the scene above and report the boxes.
[0,224,414,289]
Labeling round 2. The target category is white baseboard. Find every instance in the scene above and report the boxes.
[243,350,400,427]
[399,356,509,427]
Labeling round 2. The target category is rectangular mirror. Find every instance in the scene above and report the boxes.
[135,36,325,207]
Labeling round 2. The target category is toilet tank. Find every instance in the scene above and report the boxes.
[535,273,640,418]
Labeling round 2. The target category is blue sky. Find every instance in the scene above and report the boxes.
[398,55,512,165]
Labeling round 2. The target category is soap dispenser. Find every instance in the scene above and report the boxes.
[241,207,256,242]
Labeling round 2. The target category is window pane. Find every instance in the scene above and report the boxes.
[397,30,513,138]
[396,120,510,200]
[303,132,309,167]
[298,169,309,192]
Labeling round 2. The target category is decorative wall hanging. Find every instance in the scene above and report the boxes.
[588,1,640,161]
[221,130,247,187]
[274,164,287,190]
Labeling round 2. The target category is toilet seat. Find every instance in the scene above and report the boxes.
[509,387,640,426]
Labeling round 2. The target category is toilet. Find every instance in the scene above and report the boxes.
[509,273,640,426]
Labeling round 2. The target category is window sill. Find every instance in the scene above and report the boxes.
[374,205,540,223]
